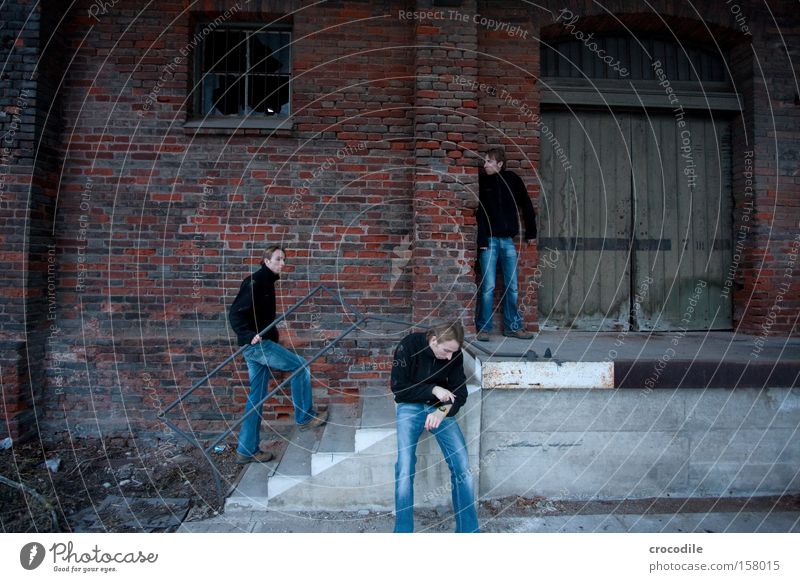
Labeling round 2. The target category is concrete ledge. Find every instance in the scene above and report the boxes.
[482,360,614,389]
[480,387,800,500]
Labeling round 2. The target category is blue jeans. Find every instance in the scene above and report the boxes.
[393,403,479,533]
[476,237,524,333]
[237,340,315,456]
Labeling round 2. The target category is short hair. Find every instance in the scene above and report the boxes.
[487,147,506,167]
[264,245,285,260]
[426,320,465,347]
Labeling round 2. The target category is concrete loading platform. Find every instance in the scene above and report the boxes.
[190,331,799,532]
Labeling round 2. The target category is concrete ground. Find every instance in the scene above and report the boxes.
[179,497,800,533]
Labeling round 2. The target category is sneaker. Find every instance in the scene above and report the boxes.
[235,450,274,465]
[503,329,534,340]
[476,332,491,342]
[298,409,329,431]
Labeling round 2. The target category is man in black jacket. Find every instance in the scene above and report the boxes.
[475,147,536,341]
[390,320,479,533]
[229,246,327,464]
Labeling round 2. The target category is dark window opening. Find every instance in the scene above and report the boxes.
[542,35,730,84]
[195,26,291,118]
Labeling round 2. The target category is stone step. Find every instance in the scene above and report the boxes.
[311,403,358,475]
[224,459,276,512]
[268,424,322,499]
[266,389,484,511]
[355,384,396,452]
[317,402,359,451]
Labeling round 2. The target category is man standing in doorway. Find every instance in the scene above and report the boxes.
[475,147,537,341]
[229,246,328,464]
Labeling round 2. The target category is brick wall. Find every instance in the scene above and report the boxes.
[0,0,66,441]
[43,0,421,439]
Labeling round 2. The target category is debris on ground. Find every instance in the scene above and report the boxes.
[0,436,243,532]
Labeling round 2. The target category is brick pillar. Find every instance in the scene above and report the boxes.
[477,1,540,332]
[411,0,480,327]
[0,0,64,440]
[729,3,799,336]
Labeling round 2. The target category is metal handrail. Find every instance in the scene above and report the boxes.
[159,284,361,418]
[159,284,425,505]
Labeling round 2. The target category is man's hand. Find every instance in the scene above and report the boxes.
[431,386,455,403]
[250,334,262,345]
[424,410,447,431]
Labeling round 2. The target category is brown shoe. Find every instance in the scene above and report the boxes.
[503,329,534,340]
[476,332,491,342]
[298,409,328,431]
[235,450,274,465]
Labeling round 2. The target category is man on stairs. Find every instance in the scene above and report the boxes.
[229,245,328,465]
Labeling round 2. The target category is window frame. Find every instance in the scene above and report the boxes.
[187,21,293,130]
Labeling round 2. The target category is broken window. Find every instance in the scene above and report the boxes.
[196,26,291,117]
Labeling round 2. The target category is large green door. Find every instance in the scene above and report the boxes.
[538,110,633,330]
[539,109,733,330]
[631,113,733,330]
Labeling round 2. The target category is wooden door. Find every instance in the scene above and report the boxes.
[539,109,733,330]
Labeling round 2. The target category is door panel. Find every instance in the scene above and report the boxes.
[632,113,732,330]
[538,111,632,330]
[539,109,733,330]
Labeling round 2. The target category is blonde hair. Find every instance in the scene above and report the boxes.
[426,320,464,346]
[264,245,285,261]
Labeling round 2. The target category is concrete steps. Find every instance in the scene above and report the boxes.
[225,385,401,512]
[224,349,482,513]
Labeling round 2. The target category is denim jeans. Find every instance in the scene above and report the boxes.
[236,340,315,456]
[393,403,479,533]
[475,236,524,333]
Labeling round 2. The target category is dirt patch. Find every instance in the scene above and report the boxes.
[0,436,244,532]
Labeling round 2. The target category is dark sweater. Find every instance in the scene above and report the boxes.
[476,169,537,249]
[390,332,468,417]
[228,263,280,346]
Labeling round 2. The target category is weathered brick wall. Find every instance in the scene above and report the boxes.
[0,0,66,440]
[45,0,419,439]
[410,0,480,324]
[744,1,799,337]
[0,0,35,440]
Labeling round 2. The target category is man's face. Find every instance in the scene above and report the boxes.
[483,155,503,175]
[428,337,461,360]
[264,250,286,273]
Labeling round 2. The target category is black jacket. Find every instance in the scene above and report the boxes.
[390,332,468,417]
[476,169,537,249]
[228,263,280,346]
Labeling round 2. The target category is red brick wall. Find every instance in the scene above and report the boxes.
[44,0,421,439]
[410,0,480,324]
[1,0,66,441]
